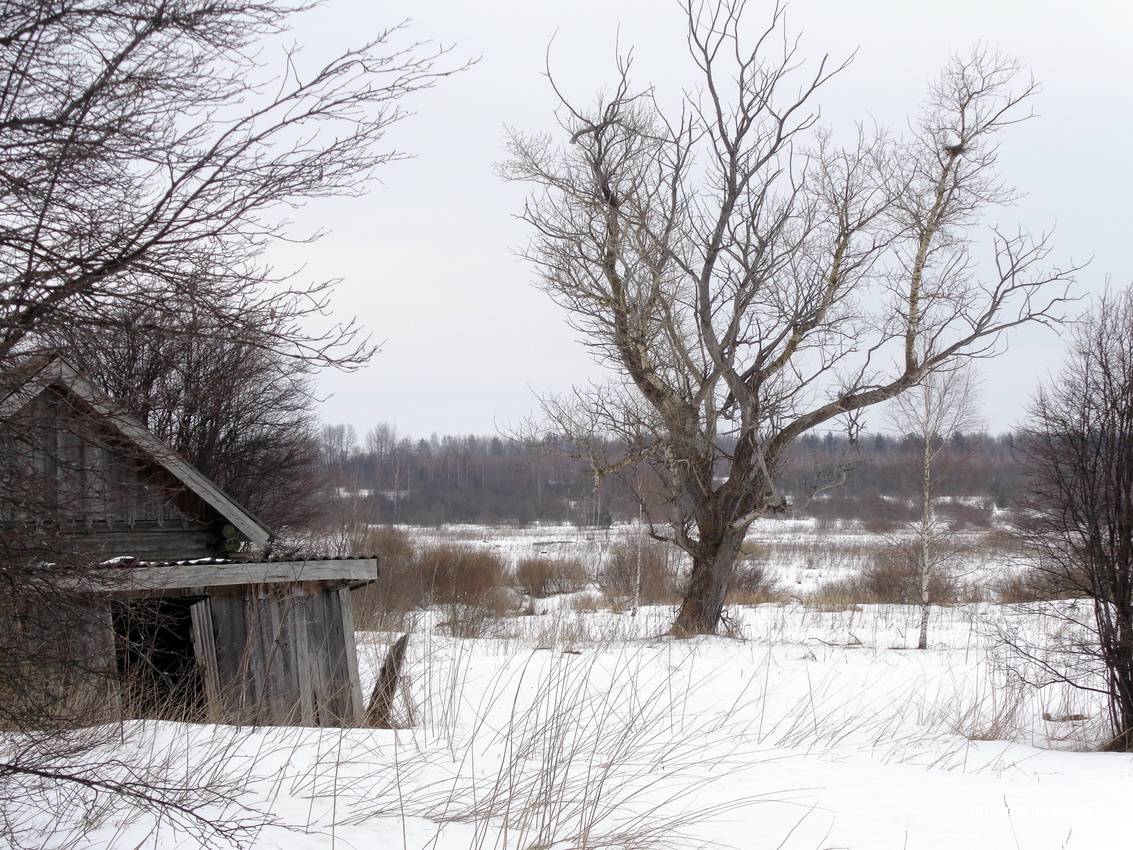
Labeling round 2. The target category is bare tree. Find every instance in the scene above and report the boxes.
[885,362,983,649]
[0,3,463,844]
[505,0,1073,635]
[0,0,461,365]
[1020,288,1133,751]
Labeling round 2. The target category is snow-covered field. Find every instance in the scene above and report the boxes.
[10,522,1132,849]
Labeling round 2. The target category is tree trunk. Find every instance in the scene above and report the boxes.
[1105,605,1133,751]
[671,532,744,636]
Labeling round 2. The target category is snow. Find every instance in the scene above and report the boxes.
[9,523,1132,849]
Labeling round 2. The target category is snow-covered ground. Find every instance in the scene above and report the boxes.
[10,522,1130,849]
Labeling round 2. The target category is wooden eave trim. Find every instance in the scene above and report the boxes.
[105,558,379,592]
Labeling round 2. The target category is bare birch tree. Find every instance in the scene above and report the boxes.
[885,363,983,649]
[505,0,1073,635]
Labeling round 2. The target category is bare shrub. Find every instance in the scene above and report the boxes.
[804,545,960,610]
[569,591,607,613]
[600,537,678,604]
[351,527,422,630]
[725,560,785,605]
[514,557,589,598]
[992,565,1089,604]
[420,545,505,605]
[418,545,509,637]
[937,499,993,529]
[859,547,960,605]
[863,517,898,534]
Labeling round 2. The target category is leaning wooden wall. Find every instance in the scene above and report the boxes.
[200,582,363,726]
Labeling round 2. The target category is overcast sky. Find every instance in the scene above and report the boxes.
[271,0,1133,441]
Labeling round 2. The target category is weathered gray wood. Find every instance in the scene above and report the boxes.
[189,599,222,721]
[338,586,365,723]
[324,589,351,722]
[289,585,315,725]
[110,559,378,591]
[308,589,333,723]
[60,603,122,724]
[366,633,409,728]
[22,358,272,547]
[208,590,254,722]
[3,357,271,547]
[82,530,219,562]
[256,586,286,724]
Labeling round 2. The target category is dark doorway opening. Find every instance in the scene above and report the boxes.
[113,597,205,720]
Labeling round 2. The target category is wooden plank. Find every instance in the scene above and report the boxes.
[79,530,219,561]
[290,585,315,725]
[242,587,268,723]
[256,585,301,725]
[338,587,365,723]
[323,589,352,724]
[189,599,222,721]
[108,559,378,591]
[306,589,332,723]
[366,634,409,728]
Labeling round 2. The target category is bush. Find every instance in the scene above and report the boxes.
[352,530,513,633]
[804,545,960,610]
[514,557,589,598]
[418,544,510,637]
[417,545,504,605]
[858,547,959,605]
[351,526,422,630]
[600,537,678,604]
[725,560,784,605]
[992,565,1090,604]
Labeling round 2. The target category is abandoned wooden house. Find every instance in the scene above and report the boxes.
[0,356,377,726]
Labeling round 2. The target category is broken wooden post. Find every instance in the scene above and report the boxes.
[366,633,409,728]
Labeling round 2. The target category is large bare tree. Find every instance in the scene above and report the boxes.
[0,0,459,365]
[505,1,1073,635]
[1020,288,1133,751]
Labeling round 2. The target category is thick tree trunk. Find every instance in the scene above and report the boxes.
[671,530,745,636]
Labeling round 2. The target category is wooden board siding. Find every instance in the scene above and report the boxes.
[195,582,367,726]
[189,599,223,721]
[1,359,373,728]
[1,358,273,548]
[208,589,257,723]
[85,530,222,562]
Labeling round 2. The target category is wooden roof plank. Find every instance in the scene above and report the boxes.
[105,559,379,591]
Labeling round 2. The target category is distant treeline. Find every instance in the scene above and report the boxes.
[320,424,1024,527]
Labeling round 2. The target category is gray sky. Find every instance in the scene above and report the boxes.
[272,0,1133,441]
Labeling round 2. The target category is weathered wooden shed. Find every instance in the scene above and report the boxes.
[0,356,377,726]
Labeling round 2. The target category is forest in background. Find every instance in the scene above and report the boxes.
[319,425,1023,529]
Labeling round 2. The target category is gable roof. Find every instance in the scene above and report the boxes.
[0,355,273,548]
